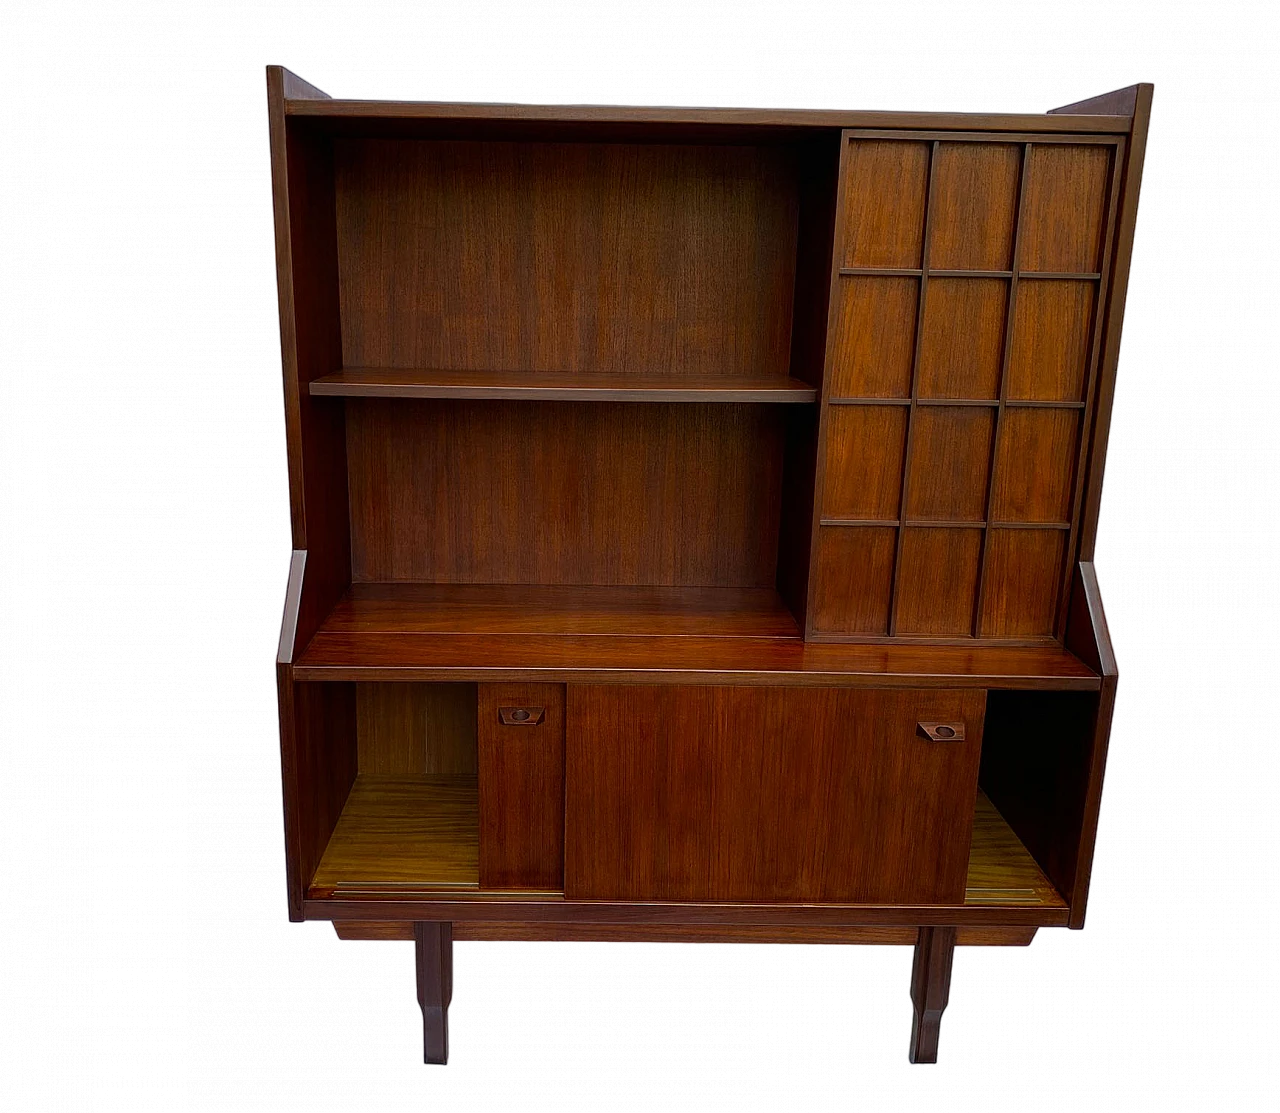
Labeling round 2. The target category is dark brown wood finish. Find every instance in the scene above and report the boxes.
[478,683,566,890]
[311,368,816,401]
[355,682,477,774]
[808,128,1125,646]
[275,674,356,921]
[269,71,1146,1065]
[977,563,1118,929]
[415,922,452,1064]
[909,926,956,1063]
[1061,86,1154,560]
[295,637,1101,687]
[345,399,786,587]
[565,686,985,903]
[287,96,1132,135]
[334,138,799,378]
[267,68,350,660]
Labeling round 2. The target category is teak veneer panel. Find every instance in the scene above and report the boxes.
[565,686,986,904]
[478,683,566,890]
[335,139,799,378]
[820,406,908,520]
[810,527,897,635]
[904,406,996,521]
[894,528,983,636]
[840,140,930,268]
[310,775,480,894]
[311,368,817,401]
[355,682,478,775]
[916,277,1008,399]
[927,142,1021,271]
[1007,280,1096,402]
[1018,144,1112,273]
[827,277,918,398]
[346,399,784,586]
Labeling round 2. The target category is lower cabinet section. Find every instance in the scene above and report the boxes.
[564,685,986,904]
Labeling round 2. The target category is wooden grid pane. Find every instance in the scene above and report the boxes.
[1007,280,1095,402]
[1018,145,1111,273]
[811,527,896,634]
[927,143,1021,271]
[904,407,996,522]
[821,406,909,520]
[895,528,983,636]
[828,277,918,398]
[990,408,1080,522]
[840,140,930,268]
[917,278,1008,400]
[979,529,1066,637]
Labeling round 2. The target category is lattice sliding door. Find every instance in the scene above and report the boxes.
[809,130,1125,643]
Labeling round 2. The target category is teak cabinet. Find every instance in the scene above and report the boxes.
[269,67,1149,1064]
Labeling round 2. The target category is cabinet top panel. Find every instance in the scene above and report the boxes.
[284,98,1132,135]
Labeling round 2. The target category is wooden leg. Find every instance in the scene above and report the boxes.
[909,926,956,1064]
[415,921,453,1065]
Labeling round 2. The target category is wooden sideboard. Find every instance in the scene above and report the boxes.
[268,67,1149,1064]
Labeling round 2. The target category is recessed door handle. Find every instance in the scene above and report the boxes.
[918,721,965,742]
[498,706,545,726]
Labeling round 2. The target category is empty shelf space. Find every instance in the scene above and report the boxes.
[314,583,802,638]
[310,368,818,402]
[310,775,479,897]
[965,792,1065,908]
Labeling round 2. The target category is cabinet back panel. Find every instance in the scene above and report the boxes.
[347,399,785,586]
[355,682,478,775]
[335,139,799,377]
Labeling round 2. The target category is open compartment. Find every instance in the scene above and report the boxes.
[279,117,839,644]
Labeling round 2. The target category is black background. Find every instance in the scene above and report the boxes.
[235,67,1172,1089]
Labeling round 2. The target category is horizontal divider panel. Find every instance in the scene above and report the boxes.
[820,520,1069,529]
[293,633,1100,688]
[312,369,818,402]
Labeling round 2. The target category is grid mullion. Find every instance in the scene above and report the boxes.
[886,140,940,637]
[972,142,1031,638]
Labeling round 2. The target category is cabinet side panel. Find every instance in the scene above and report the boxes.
[268,69,351,655]
[565,685,985,903]
[279,676,357,917]
[478,684,565,890]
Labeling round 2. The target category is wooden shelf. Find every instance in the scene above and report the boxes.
[293,584,1100,689]
[310,368,818,403]
[311,775,479,895]
[308,780,1062,912]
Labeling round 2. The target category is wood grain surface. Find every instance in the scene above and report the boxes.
[565,686,986,904]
